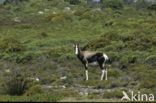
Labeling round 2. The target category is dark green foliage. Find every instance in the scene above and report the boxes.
[3,0,29,5]
[145,55,156,66]
[17,24,32,29]
[59,90,79,97]
[0,93,62,102]
[74,9,91,16]
[88,93,100,99]
[107,52,120,63]
[0,0,156,101]
[148,3,156,10]
[101,0,124,9]
[0,37,25,53]
[64,0,81,5]
[135,0,150,9]
[139,79,155,89]
[45,13,72,23]
[27,93,62,102]
[101,30,121,41]
[103,90,123,99]
[25,85,45,96]
[84,37,111,49]
[2,71,30,95]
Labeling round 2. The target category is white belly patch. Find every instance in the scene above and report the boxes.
[88,62,98,66]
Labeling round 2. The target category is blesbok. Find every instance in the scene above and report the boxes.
[74,44,109,80]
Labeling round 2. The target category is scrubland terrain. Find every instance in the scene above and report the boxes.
[0,0,155,102]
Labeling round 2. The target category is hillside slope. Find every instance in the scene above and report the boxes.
[0,0,155,102]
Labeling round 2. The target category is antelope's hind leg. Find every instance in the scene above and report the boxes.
[105,68,107,80]
[84,63,88,81]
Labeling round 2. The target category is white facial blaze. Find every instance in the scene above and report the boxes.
[75,45,78,54]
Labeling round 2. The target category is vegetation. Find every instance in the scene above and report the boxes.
[0,0,155,102]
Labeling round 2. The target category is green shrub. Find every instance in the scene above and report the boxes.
[28,93,62,102]
[0,37,25,53]
[135,0,150,9]
[102,0,124,9]
[139,79,155,89]
[17,24,32,29]
[148,3,156,10]
[110,81,122,88]
[2,71,30,95]
[103,90,123,99]
[64,0,81,5]
[108,69,121,78]
[15,52,34,63]
[83,37,111,49]
[95,80,111,89]
[46,49,60,57]
[106,52,120,63]
[103,45,116,52]
[88,93,100,99]
[74,9,90,16]
[59,90,79,97]
[53,13,72,23]
[25,85,45,96]
[39,32,48,38]
[120,55,137,64]
[145,55,156,66]
[3,0,30,5]
[101,30,121,41]
[45,14,57,21]
[0,93,62,102]
[81,10,94,20]
[121,34,135,42]
[105,19,116,26]
[45,13,72,23]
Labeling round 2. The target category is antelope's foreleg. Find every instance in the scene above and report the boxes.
[105,68,107,80]
[101,69,105,80]
[84,59,89,81]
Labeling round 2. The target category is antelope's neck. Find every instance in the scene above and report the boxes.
[77,48,84,59]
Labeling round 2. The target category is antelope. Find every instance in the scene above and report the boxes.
[74,43,109,80]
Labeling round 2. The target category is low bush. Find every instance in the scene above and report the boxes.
[17,24,32,29]
[45,13,72,23]
[38,32,48,38]
[108,69,121,78]
[135,0,150,9]
[139,79,155,89]
[95,80,111,89]
[0,93,62,102]
[148,3,156,10]
[2,71,31,95]
[145,55,156,66]
[88,93,100,99]
[101,30,121,41]
[25,85,45,96]
[83,37,111,50]
[102,0,124,9]
[64,0,81,5]
[80,10,94,20]
[0,37,25,53]
[103,90,123,99]
[59,90,79,97]
[106,52,120,63]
